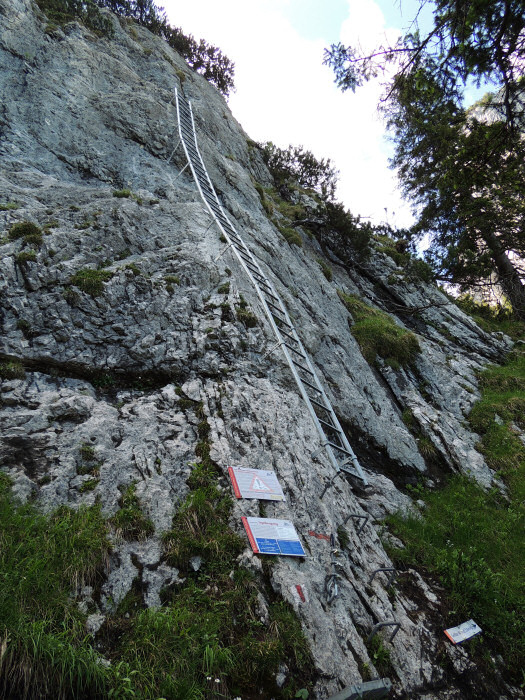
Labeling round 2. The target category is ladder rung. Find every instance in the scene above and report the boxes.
[339,464,361,478]
[247,268,272,290]
[241,258,264,276]
[279,327,300,345]
[225,230,243,243]
[292,359,314,376]
[326,441,353,457]
[309,396,332,412]
[282,340,307,360]
[266,299,286,315]
[270,306,287,323]
[260,288,279,302]
[238,250,257,266]
[271,312,293,329]
[301,377,323,394]
[317,416,341,433]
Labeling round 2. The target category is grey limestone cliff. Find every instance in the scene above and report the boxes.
[0,1,520,698]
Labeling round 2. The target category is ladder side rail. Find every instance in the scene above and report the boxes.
[175,89,366,483]
[176,91,225,216]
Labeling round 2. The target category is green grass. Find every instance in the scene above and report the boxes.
[110,482,154,541]
[0,201,20,211]
[112,189,132,198]
[0,473,112,699]
[70,268,113,297]
[317,258,333,282]
[0,360,26,380]
[338,291,420,367]
[277,223,303,246]
[386,341,525,681]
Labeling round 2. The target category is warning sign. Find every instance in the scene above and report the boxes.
[242,517,305,557]
[228,467,285,501]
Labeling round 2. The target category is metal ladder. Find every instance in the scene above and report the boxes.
[174,88,367,486]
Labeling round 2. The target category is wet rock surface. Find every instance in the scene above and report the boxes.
[0,1,520,697]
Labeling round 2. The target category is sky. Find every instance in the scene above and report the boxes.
[161,0,486,228]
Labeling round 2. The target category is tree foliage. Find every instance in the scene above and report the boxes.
[36,0,235,97]
[324,0,525,129]
[325,1,525,318]
[260,142,339,201]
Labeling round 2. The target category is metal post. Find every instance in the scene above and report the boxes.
[326,679,392,700]
[367,621,401,644]
[166,138,181,164]
[344,513,369,535]
[368,567,397,588]
[172,161,190,185]
[262,339,284,360]
[213,242,233,262]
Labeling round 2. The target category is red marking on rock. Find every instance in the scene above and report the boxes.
[308,529,330,541]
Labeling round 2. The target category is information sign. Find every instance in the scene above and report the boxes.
[242,517,305,557]
[444,620,482,644]
[228,466,285,501]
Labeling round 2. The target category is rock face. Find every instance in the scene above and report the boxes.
[0,2,519,698]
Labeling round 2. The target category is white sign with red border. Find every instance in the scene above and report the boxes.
[444,620,482,644]
[228,466,285,501]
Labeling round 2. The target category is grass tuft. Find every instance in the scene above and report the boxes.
[338,291,420,367]
[70,268,113,297]
[110,482,154,541]
[0,360,26,380]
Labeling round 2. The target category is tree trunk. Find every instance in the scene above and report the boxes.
[484,230,525,320]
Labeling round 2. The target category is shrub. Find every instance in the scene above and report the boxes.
[164,274,180,293]
[124,262,141,276]
[79,478,98,493]
[8,221,42,243]
[16,250,37,264]
[339,291,420,367]
[36,0,235,96]
[316,201,372,260]
[112,189,132,198]
[35,0,113,35]
[16,319,35,339]
[405,258,435,283]
[260,142,338,200]
[70,268,113,297]
[165,26,235,97]
[237,308,258,328]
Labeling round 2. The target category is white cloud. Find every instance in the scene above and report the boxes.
[163,0,413,227]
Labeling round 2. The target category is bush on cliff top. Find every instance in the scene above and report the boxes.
[36,0,235,96]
